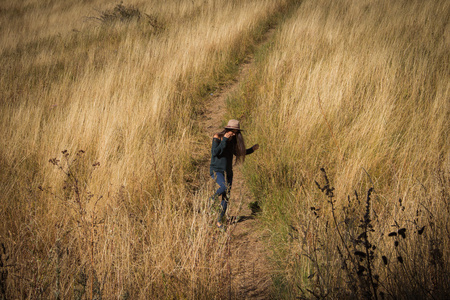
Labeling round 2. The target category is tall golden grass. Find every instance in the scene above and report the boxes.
[1,0,449,298]
[0,0,296,298]
[229,0,449,298]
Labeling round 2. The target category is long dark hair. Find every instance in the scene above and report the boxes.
[217,129,246,164]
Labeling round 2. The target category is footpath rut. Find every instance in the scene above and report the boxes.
[200,28,276,299]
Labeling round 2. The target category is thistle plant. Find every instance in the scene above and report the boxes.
[40,150,103,300]
[314,168,380,299]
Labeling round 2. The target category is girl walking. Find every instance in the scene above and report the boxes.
[209,119,259,230]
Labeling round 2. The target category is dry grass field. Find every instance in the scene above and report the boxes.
[0,0,296,298]
[0,0,449,299]
[227,0,449,298]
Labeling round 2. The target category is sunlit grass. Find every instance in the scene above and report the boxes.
[1,0,448,298]
[231,0,449,298]
[0,0,295,298]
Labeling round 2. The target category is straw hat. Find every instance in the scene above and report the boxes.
[224,119,242,131]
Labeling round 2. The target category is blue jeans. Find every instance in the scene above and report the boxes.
[210,171,233,223]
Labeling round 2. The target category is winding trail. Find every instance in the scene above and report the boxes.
[200,28,276,299]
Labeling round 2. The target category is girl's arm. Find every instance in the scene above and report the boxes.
[246,144,259,155]
[211,136,229,157]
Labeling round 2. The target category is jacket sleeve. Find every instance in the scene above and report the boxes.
[211,137,229,157]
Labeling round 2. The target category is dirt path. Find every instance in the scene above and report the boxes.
[200,28,275,299]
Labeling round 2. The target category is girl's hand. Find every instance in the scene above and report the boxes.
[224,131,235,138]
[252,144,260,151]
